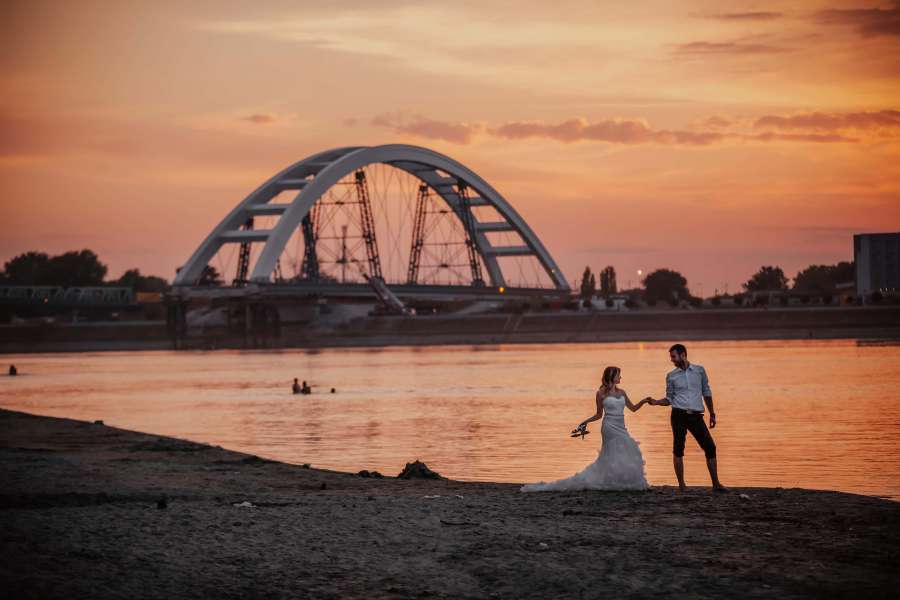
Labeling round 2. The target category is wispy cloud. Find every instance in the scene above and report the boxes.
[745,131,857,143]
[699,115,733,129]
[754,110,900,133]
[673,40,791,56]
[488,118,725,146]
[704,12,783,22]
[814,2,900,37]
[240,113,278,125]
[369,113,863,146]
[372,114,483,144]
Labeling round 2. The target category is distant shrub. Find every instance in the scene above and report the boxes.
[733,295,744,306]
[605,299,614,308]
[711,296,721,306]
[624,299,637,309]
[689,297,702,307]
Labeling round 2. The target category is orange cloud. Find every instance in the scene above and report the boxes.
[704,12,783,21]
[745,132,857,143]
[754,110,900,134]
[372,114,482,144]
[489,118,725,146]
[367,113,868,146]
[241,113,278,124]
[815,2,900,37]
[673,40,792,56]
[698,115,733,129]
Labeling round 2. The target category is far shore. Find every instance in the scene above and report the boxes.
[1,408,898,599]
[2,305,899,354]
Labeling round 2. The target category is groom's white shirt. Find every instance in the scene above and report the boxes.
[666,364,711,412]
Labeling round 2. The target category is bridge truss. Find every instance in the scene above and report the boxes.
[173,145,569,296]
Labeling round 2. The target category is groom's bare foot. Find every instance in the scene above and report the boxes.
[713,485,730,493]
[677,484,687,493]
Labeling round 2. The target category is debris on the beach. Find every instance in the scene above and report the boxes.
[156,496,167,510]
[93,420,104,426]
[440,519,479,527]
[740,493,751,500]
[320,482,327,490]
[300,463,311,469]
[357,469,384,478]
[423,495,442,499]
[233,501,255,508]
[538,542,549,551]
[397,460,442,480]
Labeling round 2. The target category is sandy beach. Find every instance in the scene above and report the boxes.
[1,408,898,599]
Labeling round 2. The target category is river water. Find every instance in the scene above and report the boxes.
[2,340,898,499]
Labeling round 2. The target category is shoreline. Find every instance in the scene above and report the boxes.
[2,306,898,354]
[1,408,898,598]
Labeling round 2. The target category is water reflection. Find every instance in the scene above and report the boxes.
[1,340,898,500]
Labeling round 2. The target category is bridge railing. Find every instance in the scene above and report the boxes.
[0,286,136,307]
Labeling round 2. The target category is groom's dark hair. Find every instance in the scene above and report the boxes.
[669,343,687,355]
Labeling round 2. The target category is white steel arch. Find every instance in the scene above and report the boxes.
[173,144,569,290]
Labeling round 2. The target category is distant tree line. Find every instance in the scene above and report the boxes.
[0,249,170,292]
[741,262,854,294]
[578,261,856,306]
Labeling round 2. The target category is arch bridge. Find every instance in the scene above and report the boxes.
[173,144,569,302]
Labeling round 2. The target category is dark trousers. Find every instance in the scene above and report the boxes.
[671,409,716,459]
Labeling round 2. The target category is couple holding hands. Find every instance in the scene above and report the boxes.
[522,344,727,493]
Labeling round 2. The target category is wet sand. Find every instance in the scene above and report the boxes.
[1,408,898,599]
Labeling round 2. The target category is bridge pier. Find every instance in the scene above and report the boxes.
[165,299,188,350]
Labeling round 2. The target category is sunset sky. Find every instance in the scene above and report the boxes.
[2,0,899,293]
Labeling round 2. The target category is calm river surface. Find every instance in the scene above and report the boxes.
[2,340,899,499]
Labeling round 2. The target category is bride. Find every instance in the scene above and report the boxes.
[522,366,650,492]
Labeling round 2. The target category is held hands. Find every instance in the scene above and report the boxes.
[709,412,717,428]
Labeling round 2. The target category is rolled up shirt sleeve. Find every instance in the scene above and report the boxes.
[700,366,712,397]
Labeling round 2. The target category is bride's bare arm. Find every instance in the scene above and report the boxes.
[578,390,605,428]
[622,390,647,412]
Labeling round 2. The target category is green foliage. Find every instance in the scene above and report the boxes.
[793,262,854,293]
[599,266,617,296]
[116,269,169,293]
[199,265,223,286]
[579,266,596,300]
[743,265,788,292]
[2,249,107,287]
[642,268,690,303]
[2,251,51,285]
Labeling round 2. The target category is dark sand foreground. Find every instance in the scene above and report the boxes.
[1,409,898,599]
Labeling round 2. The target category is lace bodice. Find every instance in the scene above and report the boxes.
[603,393,626,417]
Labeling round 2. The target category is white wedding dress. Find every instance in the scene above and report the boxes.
[522,393,649,492]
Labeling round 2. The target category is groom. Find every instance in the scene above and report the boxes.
[645,344,728,492]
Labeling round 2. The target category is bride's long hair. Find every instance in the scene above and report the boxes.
[599,366,621,396]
